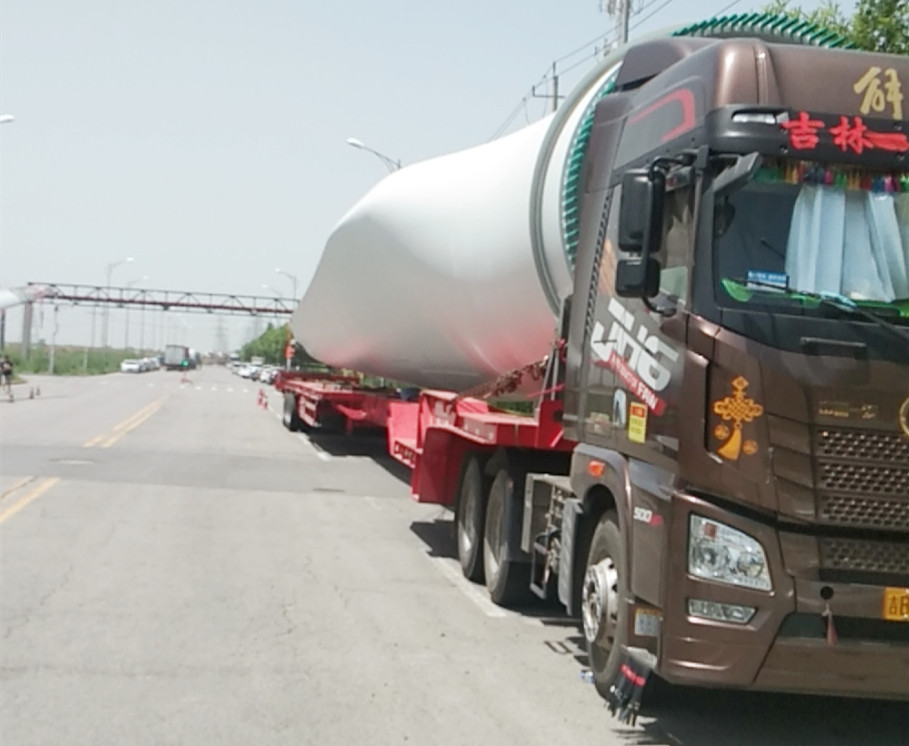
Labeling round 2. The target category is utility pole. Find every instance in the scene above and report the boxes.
[551,62,559,113]
[602,0,632,46]
[620,0,631,45]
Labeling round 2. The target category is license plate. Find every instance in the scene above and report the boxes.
[883,587,909,622]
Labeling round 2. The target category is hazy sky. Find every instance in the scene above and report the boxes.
[0,0,854,352]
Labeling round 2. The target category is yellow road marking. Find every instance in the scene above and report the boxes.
[83,397,167,448]
[1,476,35,501]
[99,397,166,448]
[0,477,60,525]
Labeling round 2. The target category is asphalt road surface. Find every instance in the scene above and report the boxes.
[1,367,905,745]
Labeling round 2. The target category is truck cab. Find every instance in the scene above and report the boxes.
[561,37,909,701]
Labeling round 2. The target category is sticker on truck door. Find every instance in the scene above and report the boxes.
[590,298,678,416]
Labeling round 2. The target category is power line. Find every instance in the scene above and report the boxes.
[487,0,688,140]
[628,0,680,35]
[712,0,745,16]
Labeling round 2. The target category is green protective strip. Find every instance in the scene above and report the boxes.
[559,13,855,268]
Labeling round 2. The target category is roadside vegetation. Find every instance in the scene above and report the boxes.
[2,343,153,376]
[765,0,909,53]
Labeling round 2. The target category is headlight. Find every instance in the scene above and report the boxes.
[688,515,772,591]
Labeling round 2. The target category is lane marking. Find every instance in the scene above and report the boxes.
[298,435,332,462]
[0,477,60,525]
[83,397,168,448]
[425,555,509,618]
[1,476,35,501]
[99,397,167,448]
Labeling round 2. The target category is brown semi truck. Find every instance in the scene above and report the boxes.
[288,19,909,711]
[553,34,909,708]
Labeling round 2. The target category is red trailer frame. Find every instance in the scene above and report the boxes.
[274,372,574,505]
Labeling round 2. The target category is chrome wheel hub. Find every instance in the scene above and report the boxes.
[581,556,618,648]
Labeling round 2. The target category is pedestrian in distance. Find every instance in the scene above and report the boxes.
[1,355,13,401]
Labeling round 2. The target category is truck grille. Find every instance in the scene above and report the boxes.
[813,427,909,531]
[820,537,909,577]
[817,428,909,465]
[819,494,909,530]
[818,463,909,496]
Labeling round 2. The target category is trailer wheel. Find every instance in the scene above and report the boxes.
[483,468,531,607]
[283,391,302,432]
[456,457,486,582]
[581,510,627,699]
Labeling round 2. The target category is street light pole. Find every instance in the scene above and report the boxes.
[103,257,133,348]
[275,268,298,300]
[124,275,149,350]
[346,137,402,173]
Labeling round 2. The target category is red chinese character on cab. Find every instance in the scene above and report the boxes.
[781,111,825,150]
[830,115,873,154]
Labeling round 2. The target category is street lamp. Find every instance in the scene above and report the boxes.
[346,137,401,173]
[124,275,149,350]
[262,283,284,297]
[274,268,298,300]
[103,257,133,348]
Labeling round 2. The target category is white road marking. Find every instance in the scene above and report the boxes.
[426,555,509,618]
[227,387,233,392]
[195,386,202,391]
[364,495,382,511]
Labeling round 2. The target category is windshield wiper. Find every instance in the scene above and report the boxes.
[723,278,909,345]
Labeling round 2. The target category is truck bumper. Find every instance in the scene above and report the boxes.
[655,493,909,700]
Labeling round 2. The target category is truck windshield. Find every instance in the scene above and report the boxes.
[712,159,909,323]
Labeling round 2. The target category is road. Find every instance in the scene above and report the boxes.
[0,366,905,745]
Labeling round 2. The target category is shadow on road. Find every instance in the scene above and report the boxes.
[635,687,908,746]
[408,517,456,559]
[307,430,412,484]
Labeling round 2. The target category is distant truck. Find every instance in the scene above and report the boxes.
[283,14,909,710]
[164,344,192,371]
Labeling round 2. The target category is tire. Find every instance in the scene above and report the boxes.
[283,391,301,432]
[456,457,486,582]
[581,510,627,700]
[483,468,532,607]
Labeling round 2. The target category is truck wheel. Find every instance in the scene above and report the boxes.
[456,457,486,582]
[483,468,531,607]
[283,392,301,432]
[581,510,627,700]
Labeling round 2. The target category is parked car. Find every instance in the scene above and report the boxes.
[120,359,142,373]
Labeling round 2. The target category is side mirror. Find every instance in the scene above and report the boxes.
[615,167,665,298]
[618,171,655,253]
[616,257,660,297]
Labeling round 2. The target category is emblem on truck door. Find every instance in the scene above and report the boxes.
[899,396,909,439]
[712,376,764,461]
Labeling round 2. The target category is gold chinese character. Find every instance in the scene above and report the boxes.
[884,68,903,120]
[854,66,904,120]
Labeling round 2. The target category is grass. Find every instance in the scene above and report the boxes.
[2,343,156,376]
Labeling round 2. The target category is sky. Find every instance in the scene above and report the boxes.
[0,0,855,353]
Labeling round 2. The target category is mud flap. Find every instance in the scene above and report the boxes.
[606,647,654,725]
